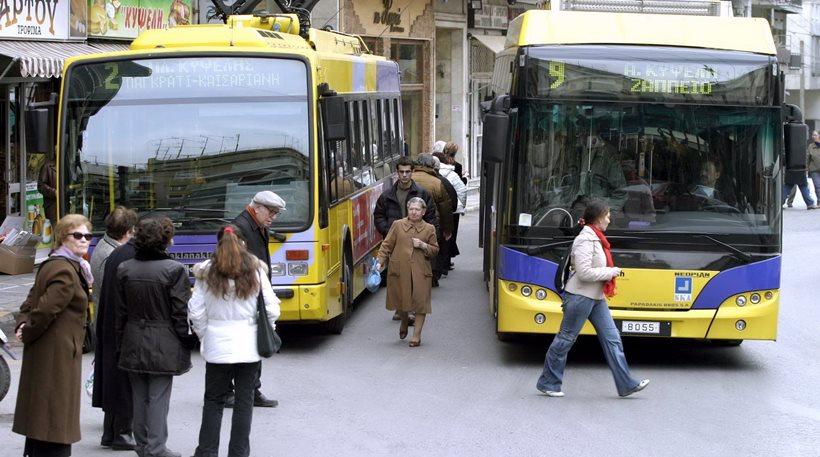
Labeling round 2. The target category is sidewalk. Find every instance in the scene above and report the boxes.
[0,272,34,339]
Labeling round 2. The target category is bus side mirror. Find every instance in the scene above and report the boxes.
[481,96,510,163]
[320,96,347,142]
[784,122,808,170]
[25,108,52,155]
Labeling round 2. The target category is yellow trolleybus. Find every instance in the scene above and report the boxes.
[480,10,808,344]
[43,9,403,333]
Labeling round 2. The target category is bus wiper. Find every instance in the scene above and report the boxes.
[514,236,645,256]
[699,235,753,263]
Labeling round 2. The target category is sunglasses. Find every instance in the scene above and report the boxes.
[70,232,93,241]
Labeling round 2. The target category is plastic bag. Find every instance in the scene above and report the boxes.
[366,257,381,293]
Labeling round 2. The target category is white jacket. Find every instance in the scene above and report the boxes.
[188,259,281,364]
[564,226,619,300]
[439,163,467,213]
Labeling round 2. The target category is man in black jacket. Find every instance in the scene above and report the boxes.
[374,156,438,237]
[227,190,286,409]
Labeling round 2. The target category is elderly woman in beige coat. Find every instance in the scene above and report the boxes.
[376,197,439,347]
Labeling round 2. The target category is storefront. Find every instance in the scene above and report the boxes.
[341,0,435,157]
[435,1,468,175]
[0,0,193,261]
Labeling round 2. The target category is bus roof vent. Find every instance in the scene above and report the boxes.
[559,0,723,16]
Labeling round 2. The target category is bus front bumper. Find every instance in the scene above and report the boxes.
[273,283,333,322]
[497,280,778,341]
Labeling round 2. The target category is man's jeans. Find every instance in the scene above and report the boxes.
[783,178,816,207]
[537,293,639,396]
[194,362,260,457]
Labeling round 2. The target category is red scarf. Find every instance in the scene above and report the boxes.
[588,225,617,298]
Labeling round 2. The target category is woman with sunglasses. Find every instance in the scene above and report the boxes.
[13,214,94,456]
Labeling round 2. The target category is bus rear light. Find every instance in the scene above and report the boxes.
[270,263,286,276]
[288,262,308,276]
[286,249,309,261]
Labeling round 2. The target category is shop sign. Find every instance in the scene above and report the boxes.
[349,0,430,38]
[373,0,402,33]
[0,0,73,40]
[87,0,193,39]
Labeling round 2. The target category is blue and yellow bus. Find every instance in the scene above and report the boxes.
[480,10,808,344]
[46,13,403,333]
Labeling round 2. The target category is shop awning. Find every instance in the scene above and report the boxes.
[0,41,130,79]
[471,35,507,55]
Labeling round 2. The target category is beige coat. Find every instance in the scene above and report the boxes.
[14,258,88,444]
[376,218,439,313]
[564,226,619,300]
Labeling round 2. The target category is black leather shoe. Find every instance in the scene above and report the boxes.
[254,391,278,408]
[110,434,136,451]
[224,391,235,409]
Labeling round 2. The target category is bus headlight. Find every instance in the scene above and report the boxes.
[270,263,286,276]
[735,320,746,331]
[508,283,518,292]
[288,262,308,276]
[764,291,773,300]
[521,286,532,297]
[534,313,546,324]
[750,293,760,304]
[535,289,547,300]
[735,295,747,307]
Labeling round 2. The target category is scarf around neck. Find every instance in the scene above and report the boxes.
[587,225,616,298]
[51,245,93,286]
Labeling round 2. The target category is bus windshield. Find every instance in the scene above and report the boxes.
[62,56,311,232]
[511,101,781,240]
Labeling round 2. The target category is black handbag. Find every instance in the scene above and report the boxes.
[553,246,573,294]
[82,311,95,354]
[256,286,281,357]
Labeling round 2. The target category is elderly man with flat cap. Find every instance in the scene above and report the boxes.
[224,191,286,409]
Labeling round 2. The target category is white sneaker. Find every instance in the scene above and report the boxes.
[621,379,650,397]
[537,387,565,397]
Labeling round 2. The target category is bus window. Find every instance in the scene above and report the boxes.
[375,99,389,180]
[359,100,374,186]
[392,98,404,157]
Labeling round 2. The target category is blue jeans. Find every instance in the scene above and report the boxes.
[811,172,820,198]
[537,293,640,396]
[783,178,816,207]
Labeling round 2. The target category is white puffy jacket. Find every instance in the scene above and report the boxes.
[439,163,467,213]
[188,259,281,364]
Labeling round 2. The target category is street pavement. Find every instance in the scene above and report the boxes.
[0,204,818,456]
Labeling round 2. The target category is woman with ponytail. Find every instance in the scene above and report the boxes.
[536,199,649,398]
[189,225,280,457]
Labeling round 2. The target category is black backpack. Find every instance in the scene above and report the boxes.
[553,247,573,294]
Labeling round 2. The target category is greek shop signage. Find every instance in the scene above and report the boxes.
[0,0,72,39]
[87,0,193,39]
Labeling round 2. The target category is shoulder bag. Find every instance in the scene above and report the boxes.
[256,277,281,357]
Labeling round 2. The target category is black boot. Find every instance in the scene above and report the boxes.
[101,412,114,447]
[110,415,136,451]
[253,390,278,408]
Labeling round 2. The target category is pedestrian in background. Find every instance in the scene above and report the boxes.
[375,197,439,347]
[227,191,285,409]
[412,154,453,287]
[116,217,193,457]
[13,214,93,457]
[189,225,281,457]
[433,151,466,269]
[807,130,820,201]
[444,142,468,185]
[91,206,139,451]
[536,199,649,398]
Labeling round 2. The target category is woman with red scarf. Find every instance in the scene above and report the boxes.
[536,199,649,398]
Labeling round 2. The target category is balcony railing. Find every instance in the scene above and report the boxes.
[752,0,802,13]
[561,0,721,15]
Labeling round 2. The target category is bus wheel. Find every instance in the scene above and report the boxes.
[325,261,351,335]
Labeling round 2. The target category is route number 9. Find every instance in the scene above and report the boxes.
[549,62,565,89]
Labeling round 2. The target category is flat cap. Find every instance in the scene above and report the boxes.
[253,191,286,211]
